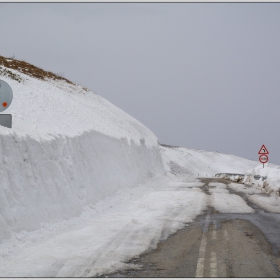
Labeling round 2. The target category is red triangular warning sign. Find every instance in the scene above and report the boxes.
[258,144,269,155]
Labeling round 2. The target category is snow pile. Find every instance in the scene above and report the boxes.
[0,176,208,277]
[244,164,280,197]
[214,173,244,182]
[0,60,165,243]
[240,164,280,213]
[228,174,243,182]
[160,144,258,177]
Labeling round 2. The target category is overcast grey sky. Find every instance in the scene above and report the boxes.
[0,3,279,164]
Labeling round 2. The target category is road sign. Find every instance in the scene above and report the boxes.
[0,79,13,112]
[259,154,268,164]
[0,79,13,128]
[258,145,269,168]
[258,144,269,155]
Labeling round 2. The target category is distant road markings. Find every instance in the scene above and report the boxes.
[195,233,207,277]
[212,222,217,240]
[210,252,217,277]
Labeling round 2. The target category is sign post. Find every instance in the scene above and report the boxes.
[258,144,269,168]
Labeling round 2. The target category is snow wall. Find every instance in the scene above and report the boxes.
[0,130,164,242]
[0,61,165,243]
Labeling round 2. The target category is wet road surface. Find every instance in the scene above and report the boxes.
[101,178,280,278]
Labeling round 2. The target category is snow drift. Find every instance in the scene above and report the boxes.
[243,163,280,197]
[0,56,165,242]
[160,144,258,177]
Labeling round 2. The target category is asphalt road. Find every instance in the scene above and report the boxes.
[101,178,280,278]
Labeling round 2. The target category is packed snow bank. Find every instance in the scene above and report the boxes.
[160,144,258,177]
[243,164,280,197]
[0,174,256,277]
[214,173,245,183]
[0,176,208,277]
[0,130,164,242]
[0,62,164,242]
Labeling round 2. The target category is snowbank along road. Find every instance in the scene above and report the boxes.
[1,56,280,277]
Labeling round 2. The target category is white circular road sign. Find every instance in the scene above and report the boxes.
[0,79,13,112]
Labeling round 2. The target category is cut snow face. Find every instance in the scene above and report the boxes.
[0,56,165,243]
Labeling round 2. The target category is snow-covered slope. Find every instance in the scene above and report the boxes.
[160,144,258,177]
[0,57,165,242]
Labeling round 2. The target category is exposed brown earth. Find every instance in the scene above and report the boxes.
[0,55,73,84]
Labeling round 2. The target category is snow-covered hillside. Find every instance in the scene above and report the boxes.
[160,144,258,177]
[0,56,165,242]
